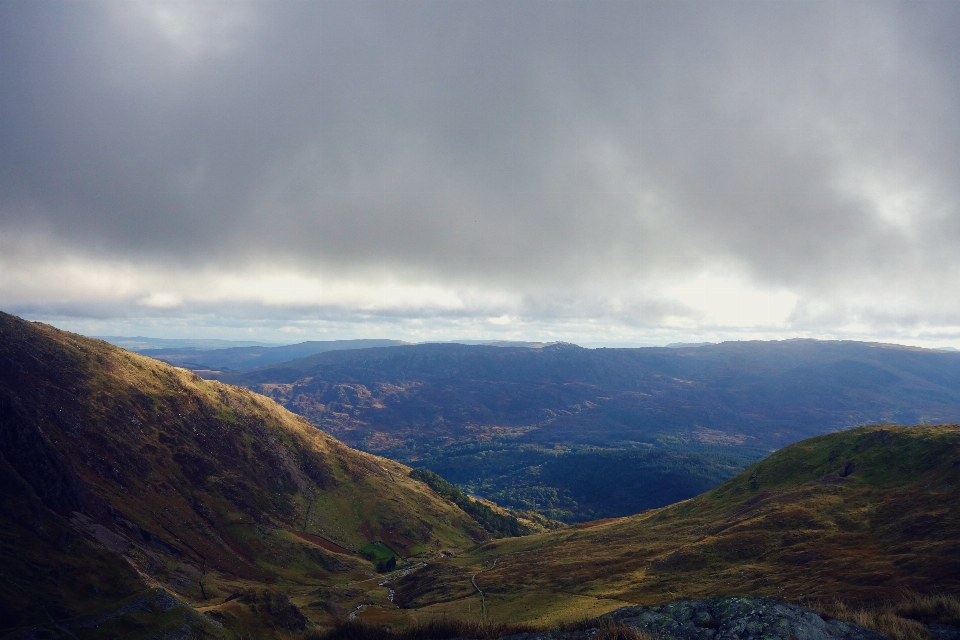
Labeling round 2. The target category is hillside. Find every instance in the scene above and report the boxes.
[216,341,960,520]
[387,424,960,627]
[0,312,494,638]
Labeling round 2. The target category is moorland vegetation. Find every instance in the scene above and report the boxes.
[0,312,505,637]
[390,424,960,631]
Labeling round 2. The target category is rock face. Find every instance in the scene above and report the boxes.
[928,623,960,640]
[608,597,888,640]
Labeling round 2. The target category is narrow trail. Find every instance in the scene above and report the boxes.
[471,574,485,622]
[471,557,498,622]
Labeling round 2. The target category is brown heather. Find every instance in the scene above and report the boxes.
[0,311,487,637]
[392,425,960,627]
[812,592,960,640]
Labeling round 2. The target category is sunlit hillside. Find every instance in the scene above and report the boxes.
[392,425,960,627]
[0,312,504,637]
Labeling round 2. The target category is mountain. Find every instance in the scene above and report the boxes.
[218,341,960,450]
[215,341,960,520]
[0,312,495,638]
[97,336,279,351]
[390,424,960,627]
[137,339,410,371]
[6,316,959,638]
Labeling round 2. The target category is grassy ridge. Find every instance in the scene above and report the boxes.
[392,425,960,627]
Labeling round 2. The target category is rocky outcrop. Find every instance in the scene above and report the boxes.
[607,596,888,640]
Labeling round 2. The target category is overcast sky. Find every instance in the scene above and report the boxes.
[2,0,960,346]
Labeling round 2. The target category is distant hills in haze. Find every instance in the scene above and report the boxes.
[218,339,960,450]
[133,339,410,371]
[96,335,281,351]
[214,339,960,521]
[98,336,558,372]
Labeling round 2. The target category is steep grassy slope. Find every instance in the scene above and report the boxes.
[0,312,486,637]
[390,425,960,627]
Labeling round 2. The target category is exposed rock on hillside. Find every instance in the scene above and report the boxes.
[608,597,887,640]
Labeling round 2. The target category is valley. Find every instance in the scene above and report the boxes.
[214,340,960,521]
[2,311,960,639]
[389,424,960,627]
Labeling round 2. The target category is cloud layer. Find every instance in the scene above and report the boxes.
[2,1,959,344]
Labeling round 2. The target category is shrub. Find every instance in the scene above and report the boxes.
[409,469,531,538]
[376,556,397,573]
[593,618,657,640]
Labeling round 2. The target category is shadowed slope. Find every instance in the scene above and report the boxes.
[0,312,485,636]
[393,425,960,626]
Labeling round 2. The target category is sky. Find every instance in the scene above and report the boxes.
[2,0,960,347]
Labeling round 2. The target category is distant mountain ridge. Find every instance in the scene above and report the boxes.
[97,335,280,351]
[212,339,960,520]
[100,337,556,372]
[139,339,410,371]
[218,339,960,450]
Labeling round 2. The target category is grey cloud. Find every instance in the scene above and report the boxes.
[2,0,960,335]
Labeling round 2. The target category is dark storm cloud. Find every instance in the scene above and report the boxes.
[2,0,960,338]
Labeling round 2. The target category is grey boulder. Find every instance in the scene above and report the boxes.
[607,596,888,640]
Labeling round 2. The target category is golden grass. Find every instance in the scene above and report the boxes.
[894,591,960,626]
[813,592,960,640]
[395,425,960,625]
[592,618,658,640]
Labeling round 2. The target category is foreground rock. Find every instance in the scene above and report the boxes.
[607,596,887,640]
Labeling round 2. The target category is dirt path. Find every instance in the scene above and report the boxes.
[471,557,498,622]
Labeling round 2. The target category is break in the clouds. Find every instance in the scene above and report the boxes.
[2,1,960,345]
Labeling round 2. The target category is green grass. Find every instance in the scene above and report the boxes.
[409,468,531,537]
[360,541,399,563]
